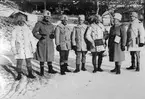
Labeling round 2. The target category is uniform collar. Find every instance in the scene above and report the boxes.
[132,19,140,24]
[58,23,69,28]
[41,20,52,25]
[77,24,86,29]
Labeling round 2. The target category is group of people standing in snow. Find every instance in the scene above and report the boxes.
[11,10,145,81]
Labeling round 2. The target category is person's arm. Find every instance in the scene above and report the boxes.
[86,27,94,46]
[120,25,127,51]
[138,23,145,46]
[11,28,17,54]
[32,22,42,40]
[49,25,55,39]
[71,27,76,46]
[55,26,60,46]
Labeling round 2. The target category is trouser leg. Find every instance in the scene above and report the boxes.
[135,51,140,71]
[81,51,87,71]
[115,62,121,74]
[126,51,136,69]
[64,50,71,72]
[74,51,81,73]
[97,51,104,72]
[26,58,35,78]
[47,61,57,74]
[92,52,97,73]
[15,59,23,80]
[40,62,44,76]
[59,51,66,75]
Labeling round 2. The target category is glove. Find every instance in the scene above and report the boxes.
[40,36,45,40]
[56,45,61,51]
[121,46,125,51]
[139,43,144,47]
[49,34,55,39]
[72,46,77,51]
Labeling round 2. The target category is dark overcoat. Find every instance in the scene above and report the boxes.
[108,24,127,62]
[32,21,55,62]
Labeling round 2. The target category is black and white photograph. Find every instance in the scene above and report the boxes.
[0,0,145,99]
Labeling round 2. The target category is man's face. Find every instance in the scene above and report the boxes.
[17,15,26,26]
[78,18,84,24]
[130,16,136,21]
[44,16,51,22]
[62,19,68,25]
[113,18,120,25]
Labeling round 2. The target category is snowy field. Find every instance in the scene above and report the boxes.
[0,3,145,98]
[0,48,145,99]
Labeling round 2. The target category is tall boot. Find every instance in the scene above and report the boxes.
[136,62,140,72]
[126,59,135,70]
[48,65,57,74]
[93,64,97,73]
[110,65,117,72]
[81,63,87,71]
[116,65,121,74]
[40,66,44,76]
[73,64,80,73]
[27,66,36,79]
[15,68,22,81]
[97,57,103,72]
[60,64,66,75]
[64,63,71,72]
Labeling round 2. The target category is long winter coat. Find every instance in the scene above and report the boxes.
[86,23,106,52]
[71,24,88,51]
[126,19,145,51]
[55,23,72,50]
[108,24,127,62]
[11,24,36,59]
[32,21,55,62]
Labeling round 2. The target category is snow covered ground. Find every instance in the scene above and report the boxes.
[0,48,145,99]
[0,4,145,98]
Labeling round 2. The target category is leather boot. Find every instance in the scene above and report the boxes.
[15,68,22,81]
[73,64,80,73]
[40,66,44,76]
[126,61,135,70]
[116,65,121,74]
[48,65,57,74]
[93,64,97,73]
[60,64,66,75]
[97,58,103,72]
[81,63,87,71]
[64,63,71,72]
[110,65,117,72]
[136,62,140,72]
[27,67,36,79]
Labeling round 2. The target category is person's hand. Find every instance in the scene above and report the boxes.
[56,45,61,51]
[49,34,55,39]
[121,46,125,51]
[92,42,95,48]
[40,36,45,40]
[72,46,77,51]
[139,43,144,47]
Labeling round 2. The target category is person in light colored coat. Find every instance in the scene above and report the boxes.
[126,12,145,71]
[55,15,72,75]
[11,12,36,80]
[72,15,88,73]
[32,10,57,76]
[86,15,107,73]
[108,13,127,74]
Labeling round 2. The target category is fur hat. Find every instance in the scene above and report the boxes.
[43,10,51,17]
[61,15,68,20]
[130,12,138,18]
[78,15,85,20]
[113,13,122,21]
